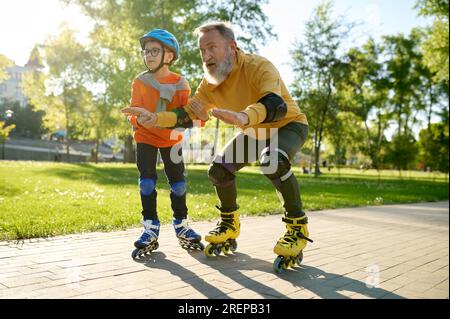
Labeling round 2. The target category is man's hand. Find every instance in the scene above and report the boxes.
[122,107,157,128]
[190,100,209,121]
[137,113,157,128]
[211,109,249,127]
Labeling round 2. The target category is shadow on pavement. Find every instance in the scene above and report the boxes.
[132,250,231,299]
[134,249,405,299]
[278,264,405,299]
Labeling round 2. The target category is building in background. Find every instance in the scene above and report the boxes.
[0,46,43,107]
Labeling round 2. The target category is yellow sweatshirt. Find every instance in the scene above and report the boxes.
[156,48,308,140]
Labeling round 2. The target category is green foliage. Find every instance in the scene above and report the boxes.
[324,111,365,166]
[337,39,391,170]
[0,122,15,144]
[201,0,276,53]
[383,31,424,135]
[384,133,419,170]
[0,101,46,138]
[0,54,13,83]
[415,0,449,18]
[418,121,449,172]
[415,0,449,82]
[22,65,63,133]
[290,0,354,176]
[22,25,92,143]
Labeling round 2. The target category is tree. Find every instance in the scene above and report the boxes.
[415,0,449,83]
[384,132,419,171]
[201,0,276,53]
[325,111,365,174]
[290,0,353,177]
[0,54,13,83]
[22,26,91,159]
[0,120,15,160]
[0,101,45,138]
[383,32,425,137]
[337,39,392,172]
[418,121,449,173]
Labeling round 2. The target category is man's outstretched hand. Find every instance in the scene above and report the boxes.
[122,107,157,128]
[190,100,209,121]
[211,109,249,127]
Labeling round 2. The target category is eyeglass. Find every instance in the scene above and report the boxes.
[141,48,163,57]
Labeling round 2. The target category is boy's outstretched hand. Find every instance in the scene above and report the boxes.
[211,109,249,127]
[122,107,157,128]
[121,106,151,117]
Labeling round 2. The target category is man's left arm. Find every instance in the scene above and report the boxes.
[241,62,287,127]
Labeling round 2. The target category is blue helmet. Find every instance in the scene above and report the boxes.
[140,29,180,61]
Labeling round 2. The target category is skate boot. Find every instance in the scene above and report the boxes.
[204,210,240,257]
[273,215,313,273]
[173,218,204,251]
[132,219,160,259]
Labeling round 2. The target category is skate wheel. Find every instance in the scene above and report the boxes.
[296,251,303,266]
[131,249,140,259]
[288,258,296,268]
[204,244,215,257]
[229,240,237,252]
[273,256,284,274]
[222,244,230,255]
[213,246,222,256]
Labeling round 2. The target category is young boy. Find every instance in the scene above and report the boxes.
[127,29,203,258]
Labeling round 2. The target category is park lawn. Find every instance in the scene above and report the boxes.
[0,161,448,240]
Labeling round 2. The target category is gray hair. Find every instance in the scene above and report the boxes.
[194,21,235,41]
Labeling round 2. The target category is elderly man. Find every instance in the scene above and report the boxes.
[122,22,312,272]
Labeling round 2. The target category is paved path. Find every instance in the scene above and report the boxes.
[0,202,448,299]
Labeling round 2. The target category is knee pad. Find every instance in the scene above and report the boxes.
[208,162,236,187]
[139,178,156,196]
[170,181,186,196]
[260,147,292,185]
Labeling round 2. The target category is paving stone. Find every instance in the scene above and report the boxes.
[0,202,447,299]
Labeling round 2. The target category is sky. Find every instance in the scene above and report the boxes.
[0,0,432,87]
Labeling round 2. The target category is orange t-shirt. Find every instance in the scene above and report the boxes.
[128,71,191,148]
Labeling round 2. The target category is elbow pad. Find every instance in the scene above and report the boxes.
[259,93,287,123]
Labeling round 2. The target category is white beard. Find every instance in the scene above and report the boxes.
[203,49,234,85]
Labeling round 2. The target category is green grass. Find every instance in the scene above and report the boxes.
[0,161,448,240]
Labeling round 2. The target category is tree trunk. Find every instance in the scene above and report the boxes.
[63,89,71,161]
[364,119,372,157]
[314,85,332,177]
[314,145,321,177]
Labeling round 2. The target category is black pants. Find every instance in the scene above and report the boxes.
[136,143,187,220]
[210,122,308,217]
